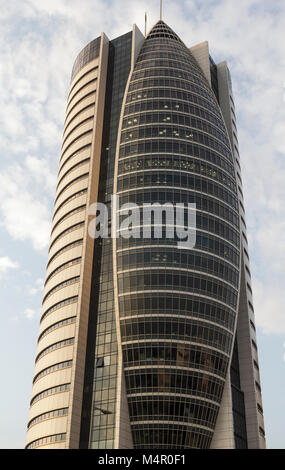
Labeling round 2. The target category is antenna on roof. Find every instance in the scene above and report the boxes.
[145,12,147,36]
[160,0,163,20]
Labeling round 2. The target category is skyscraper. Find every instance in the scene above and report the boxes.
[26,20,266,450]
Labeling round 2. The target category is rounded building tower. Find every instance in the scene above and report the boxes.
[113,21,240,449]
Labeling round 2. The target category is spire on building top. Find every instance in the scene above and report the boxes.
[160,0,163,20]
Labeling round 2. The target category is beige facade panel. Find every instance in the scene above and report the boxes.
[45,243,83,279]
[26,416,68,445]
[64,94,96,133]
[33,346,74,378]
[67,68,98,106]
[56,161,90,198]
[31,367,72,399]
[47,235,84,271]
[37,323,76,353]
[215,60,266,449]
[43,262,82,298]
[62,121,94,156]
[52,188,88,222]
[44,264,81,299]
[63,108,95,145]
[51,205,87,237]
[69,58,100,94]
[210,371,235,449]
[66,82,98,117]
[51,195,87,238]
[42,281,80,313]
[60,131,93,167]
[189,41,211,86]
[53,179,88,216]
[65,92,96,126]
[38,302,78,339]
[49,214,86,250]
[29,391,70,421]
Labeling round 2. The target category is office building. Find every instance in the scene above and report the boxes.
[26,20,266,449]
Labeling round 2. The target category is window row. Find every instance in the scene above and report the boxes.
[117,173,238,211]
[116,232,239,267]
[52,204,86,234]
[128,396,218,427]
[58,143,91,175]
[45,257,81,285]
[47,240,83,269]
[55,173,89,204]
[137,49,204,69]
[69,64,98,99]
[118,155,236,191]
[122,112,227,145]
[53,188,88,220]
[123,99,224,142]
[57,157,90,189]
[33,360,72,384]
[117,249,239,287]
[26,433,67,449]
[67,81,96,118]
[41,296,78,323]
[126,86,217,120]
[30,383,70,406]
[131,67,209,95]
[50,222,84,251]
[121,125,229,153]
[132,424,212,449]
[117,201,240,247]
[118,292,236,330]
[28,407,69,429]
[43,276,80,303]
[61,128,92,161]
[64,102,94,138]
[135,57,206,82]
[122,342,228,377]
[119,231,239,265]
[119,140,233,172]
[118,193,239,230]
[120,317,232,353]
[64,91,95,125]
[118,270,237,309]
[128,77,219,116]
[120,132,231,164]
[38,316,76,342]
[139,41,205,69]
[125,369,224,402]
[36,337,75,363]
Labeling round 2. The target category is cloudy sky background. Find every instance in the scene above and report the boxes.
[0,0,284,448]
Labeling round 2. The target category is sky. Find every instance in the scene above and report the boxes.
[0,0,284,449]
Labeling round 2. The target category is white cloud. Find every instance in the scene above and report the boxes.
[23,308,38,321]
[0,257,19,276]
[28,278,44,296]
[0,158,56,251]
[253,279,285,335]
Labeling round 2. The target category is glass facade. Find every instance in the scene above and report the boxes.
[115,21,240,448]
[80,31,133,449]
